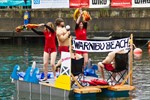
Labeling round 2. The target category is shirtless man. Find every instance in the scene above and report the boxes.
[55,18,70,67]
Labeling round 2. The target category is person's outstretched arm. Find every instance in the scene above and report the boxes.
[76,15,82,24]
[75,15,82,30]
[44,24,55,33]
[75,9,83,30]
[31,28,43,35]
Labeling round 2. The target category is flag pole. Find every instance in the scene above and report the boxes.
[129,34,133,85]
[120,34,133,86]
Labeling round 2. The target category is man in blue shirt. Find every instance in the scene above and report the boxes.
[24,10,30,25]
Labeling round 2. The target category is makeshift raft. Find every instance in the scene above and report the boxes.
[14,77,135,98]
[11,34,135,98]
[14,78,135,98]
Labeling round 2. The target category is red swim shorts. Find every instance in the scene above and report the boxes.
[76,51,88,55]
[58,46,69,54]
[44,47,56,54]
[103,63,114,71]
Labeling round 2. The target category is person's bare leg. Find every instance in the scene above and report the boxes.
[55,59,62,68]
[43,52,49,80]
[98,62,105,80]
[103,52,115,64]
[50,52,57,79]
[83,53,88,68]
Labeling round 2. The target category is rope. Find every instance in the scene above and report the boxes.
[134,41,149,49]
[140,41,149,49]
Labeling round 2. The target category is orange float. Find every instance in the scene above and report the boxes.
[82,11,92,22]
[148,49,150,55]
[26,24,40,29]
[73,8,92,22]
[133,48,142,55]
[134,53,142,60]
[133,48,142,60]
[148,41,150,49]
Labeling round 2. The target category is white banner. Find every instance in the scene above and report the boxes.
[73,38,130,52]
[32,0,69,9]
[60,52,71,76]
[89,0,110,8]
[132,0,150,7]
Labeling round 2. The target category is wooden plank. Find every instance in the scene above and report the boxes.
[71,73,83,88]
[108,85,135,91]
[74,87,101,94]
[85,85,110,89]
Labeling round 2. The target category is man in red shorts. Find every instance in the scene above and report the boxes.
[55,18,70,53]
[55,18,70,67]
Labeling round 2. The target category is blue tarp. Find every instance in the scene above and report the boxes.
[0,0,31,6]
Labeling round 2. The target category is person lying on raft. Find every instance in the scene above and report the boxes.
[55,18,70,68]
[97,50,127,80]
[31,22,57,80]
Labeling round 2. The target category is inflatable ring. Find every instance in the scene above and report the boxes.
[82,10,92,22]
[73,8,80,21]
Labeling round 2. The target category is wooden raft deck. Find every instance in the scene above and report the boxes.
[39,76,135,94]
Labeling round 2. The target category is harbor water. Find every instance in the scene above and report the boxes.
[0,40,150,100]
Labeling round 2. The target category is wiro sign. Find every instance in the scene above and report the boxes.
[73,38,130,52]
